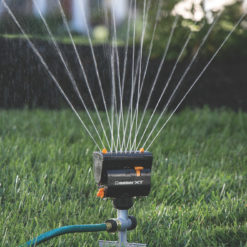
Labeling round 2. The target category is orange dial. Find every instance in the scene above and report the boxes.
[134,166,144,177]
[97,188,105,198]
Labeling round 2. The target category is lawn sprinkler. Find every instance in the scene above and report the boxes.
[94,148,153,246]
[20,149,153,247]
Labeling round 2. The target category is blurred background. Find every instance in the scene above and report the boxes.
[1,0,247,41]
[0,0,246,111]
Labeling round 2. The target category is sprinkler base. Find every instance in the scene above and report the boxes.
[99,240,147,247]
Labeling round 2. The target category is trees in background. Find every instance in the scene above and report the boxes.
[0,0,246,59]
[145,0,247,59]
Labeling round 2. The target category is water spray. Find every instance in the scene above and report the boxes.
[3,0,246,245]
[21,148,153,247]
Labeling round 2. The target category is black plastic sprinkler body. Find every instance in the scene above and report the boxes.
[94,150,152,199]
[94,149,153,247]
[20,149,152,247]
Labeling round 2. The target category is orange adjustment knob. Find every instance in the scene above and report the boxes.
[139,148,144,153]
[97,188,105,198]
[134,166,144,177]
[102,148,107,154]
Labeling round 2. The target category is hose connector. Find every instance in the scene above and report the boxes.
[105,219,120,233]
[105,215,137,233]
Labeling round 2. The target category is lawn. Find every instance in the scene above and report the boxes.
[0,108,247,246]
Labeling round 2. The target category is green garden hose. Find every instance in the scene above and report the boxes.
[20,223,107,246]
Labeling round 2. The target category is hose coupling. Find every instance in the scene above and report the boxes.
[105,216,137,233]
[105,219,121,233]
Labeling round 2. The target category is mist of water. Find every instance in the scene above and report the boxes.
[2,0,246,152]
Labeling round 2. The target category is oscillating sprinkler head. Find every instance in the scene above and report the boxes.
[93,149,153,209]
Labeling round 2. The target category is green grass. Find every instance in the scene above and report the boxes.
[0,108,247,246]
